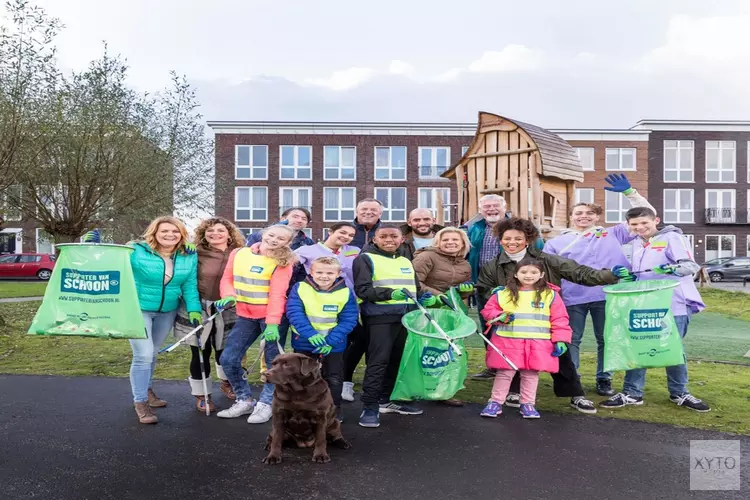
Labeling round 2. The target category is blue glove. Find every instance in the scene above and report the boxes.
[184,243,197,255]
[612,265,637,282]
[551,341,568,357]
[214,296,236,312]
[604,173,632,193]
[313,344,333,356]
[419,292,438,307]
[490,312,515,324]
[188,311,202,326]
[83,230,101,243]
[308,333,327,347]
[391,290,408,301]
[653,264,678,275]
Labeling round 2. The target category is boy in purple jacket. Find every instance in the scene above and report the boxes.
[543,173,653,396]
[601,206,710,412]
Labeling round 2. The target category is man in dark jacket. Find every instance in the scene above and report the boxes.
[350,199,383,249]
[399,208,444,260]
[245,207,315,249]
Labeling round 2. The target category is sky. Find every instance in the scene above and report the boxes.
[27,0,750,129]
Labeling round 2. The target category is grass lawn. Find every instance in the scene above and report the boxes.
[0,281,48,299]
[1,300,749,435]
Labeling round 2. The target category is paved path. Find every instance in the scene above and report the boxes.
[0,375,747,500]
[0,296,43,303]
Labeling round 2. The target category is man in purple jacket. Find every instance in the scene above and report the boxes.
[543,173,654,396]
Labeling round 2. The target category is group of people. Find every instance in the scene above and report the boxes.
[97,171,708,427]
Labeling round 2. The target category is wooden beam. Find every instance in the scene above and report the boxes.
[456,163,465,224]
[467,159,477,220]
[498,132,509,197]
[519,151,529,219]
[509,132,520,215]
[481,187,515,194]
[485,131,498,192]
[467,147,537,160]
[435,189,445,226]
[479,124,519,133]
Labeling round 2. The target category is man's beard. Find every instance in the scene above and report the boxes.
[484,215,501,223]
[412,225,433,237]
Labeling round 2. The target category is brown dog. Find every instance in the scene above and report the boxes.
[262,353,351,464]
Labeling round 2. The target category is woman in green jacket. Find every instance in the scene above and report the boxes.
[128,216,201,424]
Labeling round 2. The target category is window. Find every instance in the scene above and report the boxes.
[279,187,312,216]
[235,187,268,221]
[461,146,470,156]
[605,148,636,171]
[575,188,595,204]
[374,146,406,180]
[19,255,41,263]
[375,188,407,222]
[0,255,17,263]
[324,188,355,221]
[706,141,735,183]
[705,189,736,223]
[747,235,750,256]
[604,191,632,223]
[663,140,694,182]
[36,229,54,254]
[419,147,450,178]
[324,146,356,180]
[239,228,262,239]
[280,146,312,180]
[705,235,735,261]
[662,189,694,223]
[1,185,22,221]
[235,145,268,180]
[575,148,595,171]
[683,234,694,250]
[418,188,451,222]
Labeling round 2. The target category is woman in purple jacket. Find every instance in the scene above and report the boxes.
[294,221,360,288]
[543,174,654,396]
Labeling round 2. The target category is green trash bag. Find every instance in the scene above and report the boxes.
[390,309,476,401]
[28,243,146,339]
[603,280,686,371]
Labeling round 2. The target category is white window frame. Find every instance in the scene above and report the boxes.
[239,228,263,239]
[574,148,595,172]
[36,228,55,254]
[418,187,452,222]
[662,189,694,224]
[375,187,407,222]
[705,189,736,223]
[323,146,356,181]
[279,187,312,217]
[663,140,694,183]
[374,146,407,181]
[683,234,694,250]
[705,141,736,183]
[747,235,750,257]
[418,146,451,179]
[604,191,632,223]
[461,146,469,156]
[235,145,268,180]
[2,184,22,221]
[574,188,595,204]
[705,235,735,261]
[323,188,356,222]
[279,145,313,180]
[605,148,636,172]
[234,186,268,222]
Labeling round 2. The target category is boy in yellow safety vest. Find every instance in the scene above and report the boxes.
[286,256,359,422]
[353,224,436,428]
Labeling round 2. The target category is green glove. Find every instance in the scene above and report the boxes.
[184,243,197,255]
[419,293,438,307]
[308,333,327,347]
[458,282,474,293]
[263,324,280,342]
[551,341,568,357]
[82,229,101,243]
[653,264,678,275]
[214,296,236,311]
[391,290,408,301]
[313,344,333,356]
[188,311,202,326]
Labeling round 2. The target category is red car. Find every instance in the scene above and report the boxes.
[0,253,56,280]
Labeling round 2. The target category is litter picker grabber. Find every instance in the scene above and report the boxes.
[195,325,211,416]
[402,289,462,357]
[438,294,519,371]
[158,310,222,354]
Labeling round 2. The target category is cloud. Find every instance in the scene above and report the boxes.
[306,67,377,91]
[468,45,545,72]
[388,60,414,75]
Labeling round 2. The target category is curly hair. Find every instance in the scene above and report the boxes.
[141,216,190,254]
[493,217,539,243]
[193,217,244,250]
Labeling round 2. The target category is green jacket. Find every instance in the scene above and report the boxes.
[129,242,201,313]
[476,245,618,300]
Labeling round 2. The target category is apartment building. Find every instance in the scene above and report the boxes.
[632,120,750,262]
[208,121,649,242]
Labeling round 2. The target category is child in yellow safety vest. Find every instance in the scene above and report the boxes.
[479,257,573,419]
[286,257,359,422]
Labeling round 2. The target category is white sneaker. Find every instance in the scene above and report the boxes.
[342,382,355,402]
[217,399,254,418]
[247,401,272,424]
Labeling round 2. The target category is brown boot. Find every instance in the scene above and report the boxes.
[134,402,158,424]
[195,395,216,413]
[220,380,236,400]
[439,398,465,407]
[148,388,167,408]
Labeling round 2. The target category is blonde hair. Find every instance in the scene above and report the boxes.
[193,217,244,250]
[259,224,296,267]
[142,216,190,254]
[432,227,471,257]
[312,256,342,270]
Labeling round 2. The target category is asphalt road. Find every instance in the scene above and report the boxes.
[1,375,747,500]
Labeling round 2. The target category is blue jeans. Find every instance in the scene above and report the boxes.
[278,314,290,350]
[566,301,611,381]
[219,317,279,404]
[129,310,177,403]
[623,314,690,398]
[475,291,490,346]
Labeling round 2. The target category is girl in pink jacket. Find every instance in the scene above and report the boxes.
[479,258,572,419]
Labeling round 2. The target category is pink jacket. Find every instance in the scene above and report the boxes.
[480,284,572,373]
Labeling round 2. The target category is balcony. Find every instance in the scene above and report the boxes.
[704,208,737,224]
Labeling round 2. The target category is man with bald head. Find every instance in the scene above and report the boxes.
[399,208,443,260]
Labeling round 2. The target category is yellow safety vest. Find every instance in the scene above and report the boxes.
[291,282,351,336]
[367,253,417,305]
[232,248,278,305]
[493,288,554,340]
